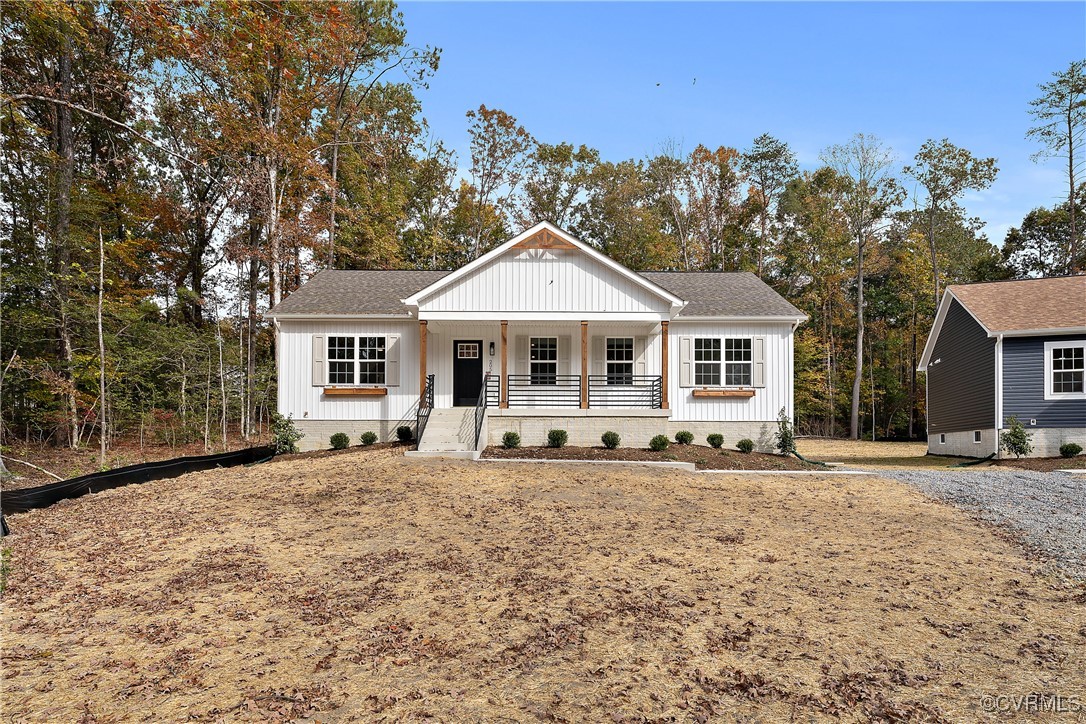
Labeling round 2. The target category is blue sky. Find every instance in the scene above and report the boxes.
[398,2,1085,246]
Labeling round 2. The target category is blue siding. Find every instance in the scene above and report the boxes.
[1002,335,1086,428]
[927,299,995,433]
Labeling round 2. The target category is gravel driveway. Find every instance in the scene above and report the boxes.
[878,468,1086,579]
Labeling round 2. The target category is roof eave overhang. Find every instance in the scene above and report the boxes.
[918,289,992,371]
[672,314,808,324]
[988,326,1086,338]
[264,312,415,321]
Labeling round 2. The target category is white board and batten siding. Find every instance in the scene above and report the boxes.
[278,319,419,423]
[668,321,795,423]
[418,249,671,318]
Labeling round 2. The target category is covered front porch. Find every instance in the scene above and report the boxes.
[417,319,670,412]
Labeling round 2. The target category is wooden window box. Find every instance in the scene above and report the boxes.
[323,387,388,396]
[691,388,755,398]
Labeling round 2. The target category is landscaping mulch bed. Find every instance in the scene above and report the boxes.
[273,441,411,463]
[482,444,819,470]
[993,456,1086,472]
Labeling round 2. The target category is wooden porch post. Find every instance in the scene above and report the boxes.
[500,320,508,408]
[660,321,669,410]
[419,320,428,407]
[580,321,589,409]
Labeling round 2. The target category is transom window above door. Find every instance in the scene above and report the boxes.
[530,337,557,385]
[606,337,634,385]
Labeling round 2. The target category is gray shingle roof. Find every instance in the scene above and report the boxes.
[266,269,804,319]
[267,270,450,316]
[641,272,805,318]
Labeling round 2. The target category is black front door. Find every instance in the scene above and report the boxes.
[453,340,484,406]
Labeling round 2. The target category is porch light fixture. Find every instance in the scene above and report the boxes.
[489,342,496,356]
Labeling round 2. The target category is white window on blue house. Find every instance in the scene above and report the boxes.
[1044,341,1085,400]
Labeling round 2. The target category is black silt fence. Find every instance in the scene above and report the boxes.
[1,446,276,520]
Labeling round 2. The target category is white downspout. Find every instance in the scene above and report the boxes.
[994,333,1003,458]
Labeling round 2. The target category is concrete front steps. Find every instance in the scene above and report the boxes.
[408,407,482,459]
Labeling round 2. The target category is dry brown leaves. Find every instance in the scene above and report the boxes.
[2,448,1084,722]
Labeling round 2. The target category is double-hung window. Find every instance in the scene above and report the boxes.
[724,338,753,386]
[530,337,557,385]
[694,338,721,386]
[606,338,634,385]
[327,336,386,385]
[1046,342,1085,399]
[694,337,753,387]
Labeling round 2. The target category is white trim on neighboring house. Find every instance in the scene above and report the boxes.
[268,313,414,321]
[400,221,686,313]
[995,327,1086,338]
[1043,339,1086,401]
[994,334,1003,430]
[919,288,992,371]
[673,315,808,324]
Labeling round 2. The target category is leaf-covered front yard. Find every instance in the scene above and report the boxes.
[2,448,1083,721]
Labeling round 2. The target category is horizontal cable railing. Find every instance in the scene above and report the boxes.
[588,375,662,409]
[506,374,582,408]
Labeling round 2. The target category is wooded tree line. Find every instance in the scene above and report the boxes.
[1,2,1083,455]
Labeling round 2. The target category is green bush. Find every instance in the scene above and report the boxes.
[396,425,414,443]
[649,434,670,452]
[547,429,568,448]
[1059,442,1082,458]
[706,433,724,449]
[775,407,796,455]
[330,432,351,450]
[502,431,521,449]
[675,430,694,445]
[736,438,755,454]
[601,431,621,449]
[360,431,379,446]
[271,413,303,454]
[999,416,1032,459]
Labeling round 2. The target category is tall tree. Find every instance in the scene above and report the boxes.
[465,105,533,257]
[904,138,997,308]
[821,134,903,440]
[741,134,798,277]
[517,142,598,229]
[647,141,694,269]
[1027,60,1086,274]
[1003,184,1086,277]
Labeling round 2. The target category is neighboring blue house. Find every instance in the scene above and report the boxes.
[918,276,1085,458]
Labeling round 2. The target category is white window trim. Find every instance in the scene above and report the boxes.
[693,337,722,387]
[973,431,982,443]
[939,433,946,444]
[328,335,387,387]
[694,336,755,388]
[529,336,558,386]
[605,337,634,386]
[1043,341,1086,401]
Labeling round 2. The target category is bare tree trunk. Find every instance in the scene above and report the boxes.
[850,241,864,440]
[1068,109,1079,273]
[247,218,260,439]
[217,316,227,451]
[328,131,340,268]
[927,205,941,311]
[97,229,107,467]
[204,352,212,452]
[909,308,917,439]
[54,40,78,449]
[267,163,281,310]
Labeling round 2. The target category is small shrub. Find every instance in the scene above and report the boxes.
[601,431,621,449]
[0,547,11,594]
[502,431,521,449]
[661,453,677,461]
[271,413,303,454]
[999,416,1032,459]
[360,431,379,446]
[649,434,670,452]
[396,425,414,443]
[1059,442,1082,458]
[547,429,568,448]
[706,433,724,449]
[736,438,755,454]
[330,432,351,450]
[675,430,694,445]
[775,407,796,455]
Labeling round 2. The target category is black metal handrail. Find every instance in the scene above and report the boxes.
[587,375,662,409]
[506,374,582,408]
[473,373,492,450]
[416,373,435,443]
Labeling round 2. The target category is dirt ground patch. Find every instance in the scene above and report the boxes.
[995,456,1086,472]
[482,443,817,470]
[797,438,964,469]
[3,449,1084,721]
